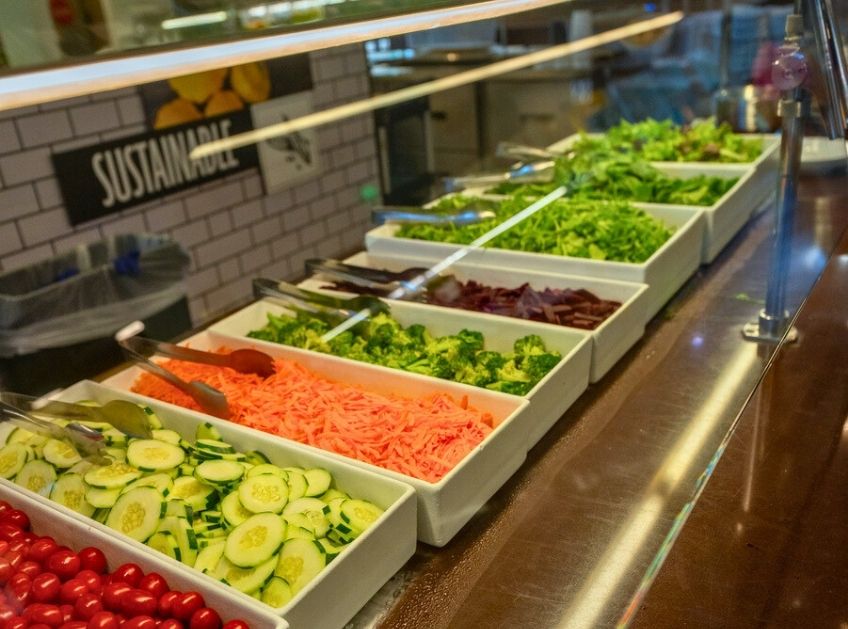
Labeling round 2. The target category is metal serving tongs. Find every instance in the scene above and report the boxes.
[495,141,561,163]
[305,258,438,297]
[371,205,496,226]
[253,278,390,322]
[443,159,556,192]
[0,395,109,461]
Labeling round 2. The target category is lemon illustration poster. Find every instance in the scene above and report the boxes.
[139,53,319,194]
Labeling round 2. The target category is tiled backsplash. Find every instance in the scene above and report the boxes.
[0,45,378,326]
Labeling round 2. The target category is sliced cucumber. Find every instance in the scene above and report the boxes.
[0,444,31,479]
[15,459,56,496]
[195,439,235,454]
[85,485,122,509]
[195,460,244,487]
[195,422,223,442]
[127,439,185,472]
[157,515,198,566]
[141,405,163,430]
[42,439,81,468]
[284,510,329,539]
[147,531,181,562]
[244,450,270,465]
[303,469,331,497]
[225,513,285,568]
[275,538,325,594]
[316,537,346,561]
[165,499,193,520]
[169,476,217,511]
[260,576,293,608]
[5,428,41,446]
[285,470,307,501]
[67,459,96,476]
[282,497,327,516]
[320,488,349,503]
[246,464,286,479]
[284,525,314,541]
[339,499,384,534]
[221,491,253,527]
[151,429,182,445]
[106,486,165,542]
[84,462,142,488]
[50,473,95,516]
[122,473,174,497]
[239,475,288,514]
[194,540,225,573]
[212,555,277,594]
[104,447,127,462]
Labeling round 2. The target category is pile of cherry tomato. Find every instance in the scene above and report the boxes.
[0,501,251,629]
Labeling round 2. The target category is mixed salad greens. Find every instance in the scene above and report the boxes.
[396,195,674,263]
[248,310,561,395]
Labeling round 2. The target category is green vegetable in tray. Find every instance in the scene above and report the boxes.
[397,195,674,264]
[248,310,561,396]
[577,117,763,163]
[489,150,737,206]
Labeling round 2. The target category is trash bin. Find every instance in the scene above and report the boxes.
[0,234,192,395]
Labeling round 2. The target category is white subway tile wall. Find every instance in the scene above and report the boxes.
[0,45,380,326]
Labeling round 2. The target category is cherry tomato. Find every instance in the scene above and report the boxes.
[60,622,87,629]
[86,611,119,629]
[0,525,24,542]
[75,550,106,577]
[172,592,205,622]
[74,592,103,620]
[31,624,52,629]
[59,579,88,604]
[159,620,184,629]
[0,501,12,518]
[122,616,156,629]
[9,541,30,556]
[74,571,101,595]
[5,550,25,570]
[45,551,80,582]
[18,561,42,579]
[109,564,142,587]
[8,571,32,593]
[137,573,167,599]
[188,608,221,629]
[2,510,30,531]
[0,540,11,556]
[157,591,180,617]
[120,590,157,618]
[0,557,14,584]
[101,583,132,612]
[25,603,63,626]
[5,615,27,629]
[21,533,38,545]
[28,539,58,564]
[31,573,61,603]
[0,604,15,623]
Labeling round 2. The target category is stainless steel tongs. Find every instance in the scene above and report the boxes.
[371,205,496,226]
[305,258,432,295]
[253,278,390,321]
[443,159,556,192]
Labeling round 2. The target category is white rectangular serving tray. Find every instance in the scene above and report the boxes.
[210,298,590,450]
[364,204,705,321]
[100,331,532,547]
[24,379,416,629]
[0,477,288,629]
[302,250,649,384]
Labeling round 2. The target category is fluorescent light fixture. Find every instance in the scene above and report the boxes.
[191,11,684,159]
[161,11,228,30]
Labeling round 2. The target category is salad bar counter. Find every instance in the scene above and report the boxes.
[4,118,846,628]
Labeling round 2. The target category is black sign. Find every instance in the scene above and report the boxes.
[53,111,259,226]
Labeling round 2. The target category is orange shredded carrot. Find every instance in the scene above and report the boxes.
[130,351,495,483]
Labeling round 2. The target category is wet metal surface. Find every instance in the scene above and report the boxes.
[349,172,848,629]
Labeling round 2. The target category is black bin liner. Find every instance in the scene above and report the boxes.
[0,234,192,395]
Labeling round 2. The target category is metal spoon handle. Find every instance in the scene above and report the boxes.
[306,259,398,291]
[371,208,495,226]
[0,401,105,458]
[496,141,558,161]
[121,336,230,368]
[253,278,356,316]
[444,162,554,191]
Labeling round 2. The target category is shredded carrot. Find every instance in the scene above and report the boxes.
[130,351,495,483]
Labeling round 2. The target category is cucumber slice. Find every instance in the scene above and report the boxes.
[244,450,270,465]
[316,537,346,561]
[320,489,349,502]
[127,439,185,472]
[212,555,277,594]
[194,541,225,573]
[275,538,326,594]
[122,473,174,497]
[200,510,223,524]
[285,470,307,501]
[157,515,198,566]
[141,406,163,430]
[282,497,326,516]
[92,508,110,524]
[151,430,182,445]
[84,462,143,488]
[221,491,253,527]
[260,577,293,609]
[195,439,235,454]
[303,469,331,497]
[106,487,165,542]
[195,423,223,442]
[85,485,122,509]
[284,510,329,539]
[225,513,285,568]
[41,439,81,468]
[5,428,41,446]
[195,460,244,486]
[246,464,286,479]
[50,473,95,516]
[340,499,384,534]
[284,525,314,541]
[164,499,193,520]
[104,447,127,462]
[147,531,181,562]
[15,460,56,496]
[0,444,31,479]
[239,475,288,514]
[67,460,96,476]
[169,476,217,511]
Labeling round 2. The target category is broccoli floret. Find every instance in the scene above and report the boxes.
[486,380,532,395]
[512,334,550,367]
[456,329,485,352]
[405,323,430,347]
[476,351,507,372]
[406,354,454,379]
[524,353,561,381]
[425,336,476,367]
[454,361,499,387]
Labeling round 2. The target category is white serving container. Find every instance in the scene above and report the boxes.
[302,250,649,384]
[209,297,590,450]
[19,379,416,629]
[547,132,779,261]
[0,479,288,629]
[100,331,532,547]
[364,204,705,321]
